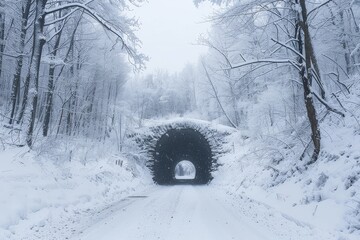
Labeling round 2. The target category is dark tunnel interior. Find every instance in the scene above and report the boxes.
[152,128,213,185]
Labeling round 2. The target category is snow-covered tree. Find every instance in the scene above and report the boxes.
[194,0,356,163]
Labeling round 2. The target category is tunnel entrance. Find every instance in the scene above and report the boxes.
[153,128,213,185]
[174,160,196,180]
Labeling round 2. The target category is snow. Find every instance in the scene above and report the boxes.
[351,43,360,57]
[70,185,338,240]
[211,79,360,237]
[1,103,360,239]
[214,136,360,235]
[0,139,152,240]
[0,81,359,239]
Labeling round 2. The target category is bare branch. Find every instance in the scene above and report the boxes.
[202,61,238,129]
[308,0,333,17]
[45,7,81,26]
[270,38,305,60]
[322,54,350,79]
[229,58,301,71]
[44,0,145,69]
[310,87,345,117]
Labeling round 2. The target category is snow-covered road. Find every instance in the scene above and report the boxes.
[74,185,338,240]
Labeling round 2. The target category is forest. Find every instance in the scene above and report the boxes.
[0,0,359,239]
[0,0,358,158]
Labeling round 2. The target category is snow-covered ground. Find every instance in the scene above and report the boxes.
[0,139,152,240]
[1,142,358,240]
[0,82,359,239]
[73,185,347,240]
[212,81,360,237]
[0,132,359,239]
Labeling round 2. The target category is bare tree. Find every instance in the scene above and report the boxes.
[24,0,146,147]
[9,0,32,125]
[0,0,6,80]
[197,0,347,163]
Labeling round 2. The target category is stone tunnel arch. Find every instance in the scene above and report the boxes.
[127,119,234,185]
[153,128,213,184]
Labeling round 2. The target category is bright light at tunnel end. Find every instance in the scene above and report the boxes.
[174,160,196,180]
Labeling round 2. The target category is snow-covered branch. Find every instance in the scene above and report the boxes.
[44,0,145,69]
[310,87,345,117]
[307,0,333,17]
[270,38,305,60]
[44,7,80,26]
[229,59,300,71]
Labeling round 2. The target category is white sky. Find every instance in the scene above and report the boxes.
[132,0,214,74]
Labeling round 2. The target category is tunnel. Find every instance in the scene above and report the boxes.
[152,128,213,185]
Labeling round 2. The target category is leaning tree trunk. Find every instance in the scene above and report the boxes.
[9,0,32,124]
[26,0,47,147]
[298,0,321,163]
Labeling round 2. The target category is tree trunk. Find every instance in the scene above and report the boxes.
[9,0,32,124]
[71,59,81,136]
[350,8,360,72]
[43,17,63,136]
[298,1,326,100]
[339,10,352,75]
[17,70,31,124]
[0,1,6,80]
[49,13,83,135]
[26,0,47,147]
[66,48,75,136]
[298,0,321,163]
[66,99,72,135]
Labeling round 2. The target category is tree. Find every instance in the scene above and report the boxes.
[0,0,5,80]
[8,0,32,125]
[42,10,83,136]
[297,0,321,163]
[24,0,146,147]
[196,0,346,163]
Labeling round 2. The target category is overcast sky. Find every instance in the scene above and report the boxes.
[132,0,214,74]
